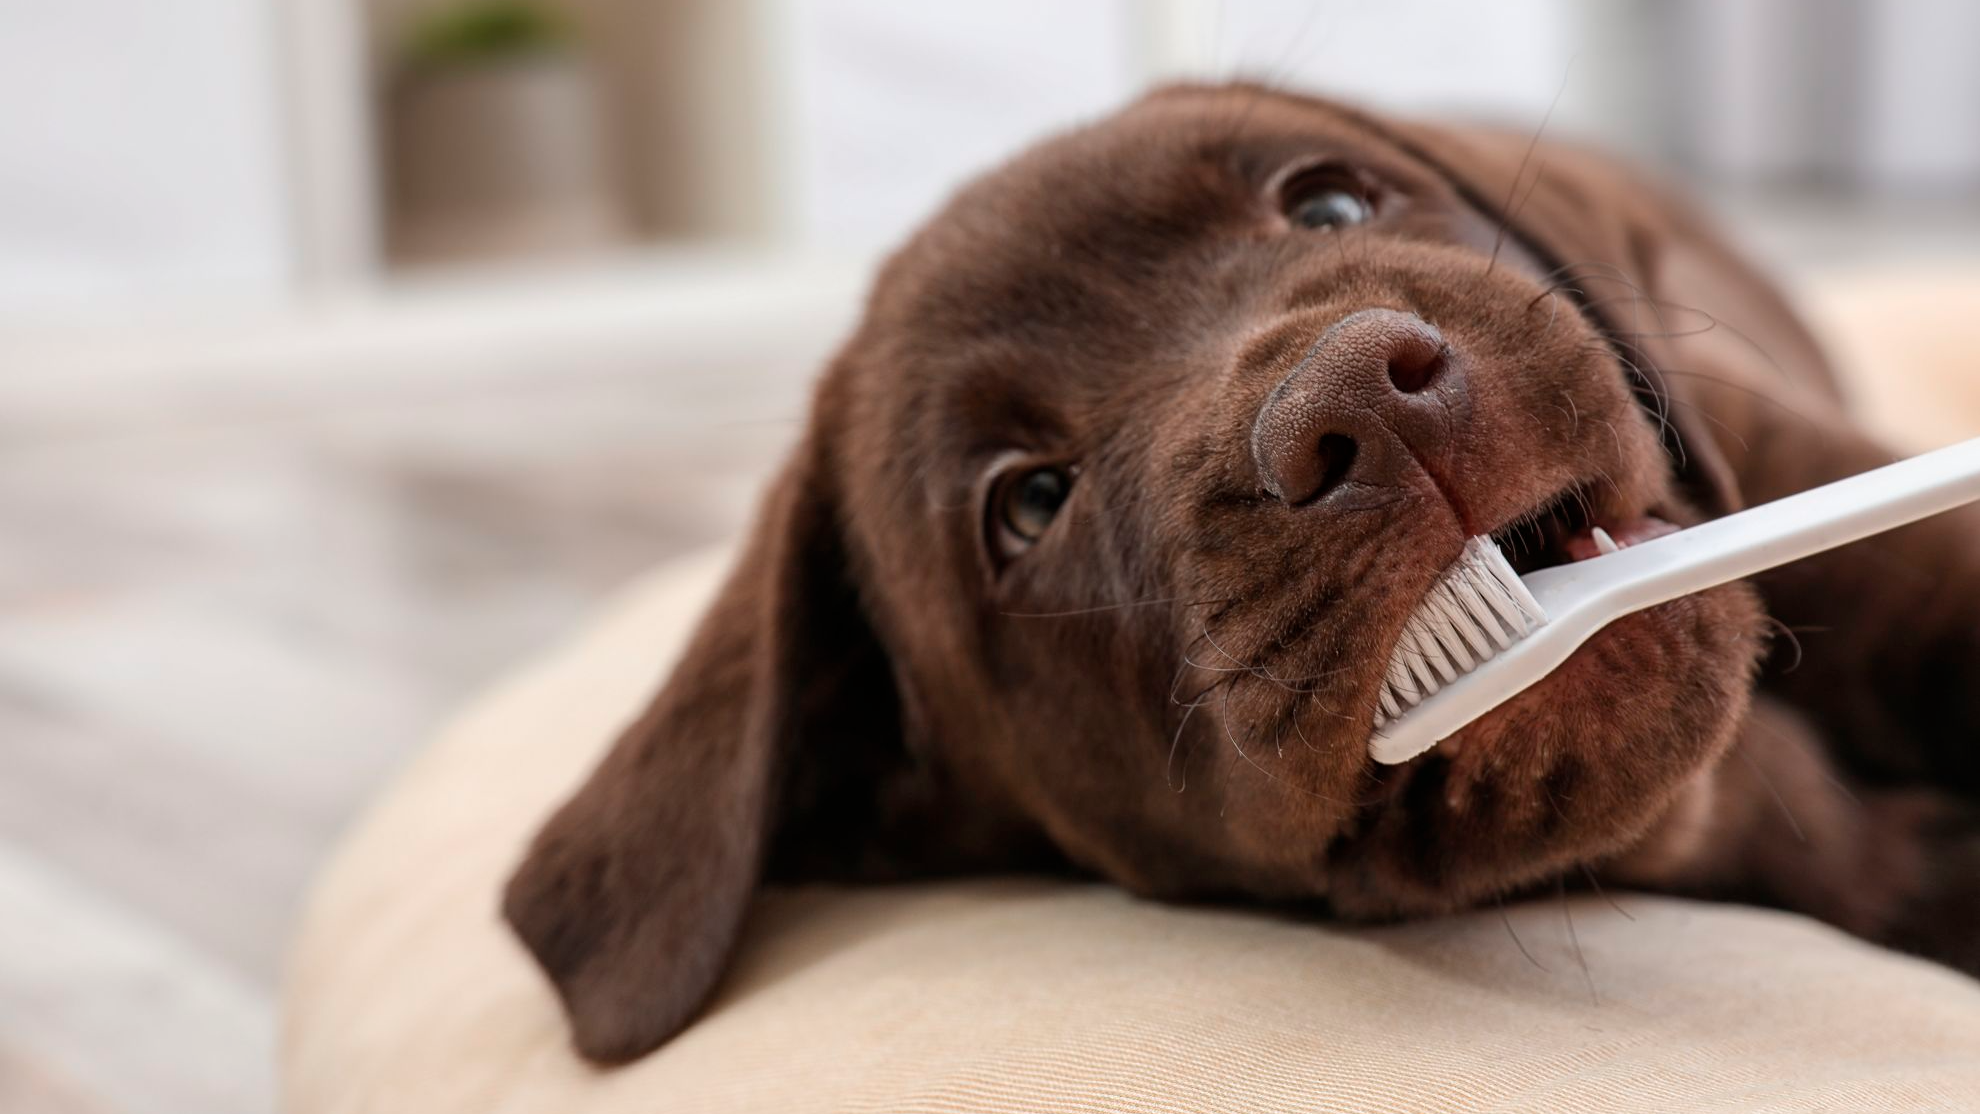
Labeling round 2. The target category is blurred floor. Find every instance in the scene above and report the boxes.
[0,263,838,1114]
[0,198,1976,1113]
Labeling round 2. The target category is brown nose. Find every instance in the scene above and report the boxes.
[1249,309,1459,505]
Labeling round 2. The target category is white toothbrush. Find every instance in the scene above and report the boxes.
[1371,435,1980,765]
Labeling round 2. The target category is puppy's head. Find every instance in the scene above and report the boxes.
[505,84,1765,1062]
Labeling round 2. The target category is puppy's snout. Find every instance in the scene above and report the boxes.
[1250,309,1459,505]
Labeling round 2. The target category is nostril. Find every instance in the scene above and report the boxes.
[1387,337,1447,394]
[1251,310,1457,504]
[1312,433,1358,502]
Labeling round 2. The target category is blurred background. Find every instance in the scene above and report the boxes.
[4,2,1978,1111]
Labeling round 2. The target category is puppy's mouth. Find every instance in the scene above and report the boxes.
[1485,483,1678,575]
[1364,481,1682,755]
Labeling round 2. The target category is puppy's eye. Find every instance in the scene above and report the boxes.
[1282,168,1372,230]
[993,466,1073,555]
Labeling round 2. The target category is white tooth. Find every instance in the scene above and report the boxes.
[1591,526,1621,555]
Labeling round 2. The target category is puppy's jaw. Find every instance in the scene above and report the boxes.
[1325,580,1764,917]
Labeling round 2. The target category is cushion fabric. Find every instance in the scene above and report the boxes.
[280,550,1980,1113]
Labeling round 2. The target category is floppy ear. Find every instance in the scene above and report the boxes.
[501,421,912,1063]
[1376,118,1768,514]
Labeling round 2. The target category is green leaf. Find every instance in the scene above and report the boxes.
[405,1,573,68]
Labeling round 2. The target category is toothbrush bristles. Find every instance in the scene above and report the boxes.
[1374,537,1546,729]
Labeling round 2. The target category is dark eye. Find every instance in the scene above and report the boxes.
[992,465,1073,556]
[1282,168,1373,230]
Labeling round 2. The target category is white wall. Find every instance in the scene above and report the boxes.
[0,0,297,317]
[1858,0,1980,193]
[785,0,1588,256]
[1214,0,1577,122]
[786,1,1139,252]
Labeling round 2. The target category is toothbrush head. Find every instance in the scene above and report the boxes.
[1372,536,1547,761]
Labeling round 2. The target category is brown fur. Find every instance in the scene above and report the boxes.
[502,84,1980,1063]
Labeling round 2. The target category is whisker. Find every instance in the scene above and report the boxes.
[1559,879,1599,1005]
[1658,393,1752,454]
[1758,613,1805,674]
[1586,464,1623,506]
[1288,708,1321,752]
[1486,57,1575,274]
[1497,893,1549,972]
[1735,743,1807,844]
[1577,863,1635,922]
[1196,620,1354,691]
[1166,693,1207,792]
[1651,367,1828,433]
[1594,344,1687,466]
[1181,646,1350,693]
[1593,417,1628,468]
[1218,688,1355,805]
[1002,595,1221,619]
[1198,623,1261,671]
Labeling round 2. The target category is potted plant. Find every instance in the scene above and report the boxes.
[388,0,630,265]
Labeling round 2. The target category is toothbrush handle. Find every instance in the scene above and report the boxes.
[1547,435,1980,614]
[1372,437,1980,765]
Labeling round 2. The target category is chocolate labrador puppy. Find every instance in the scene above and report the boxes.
[504,83,1980,1063]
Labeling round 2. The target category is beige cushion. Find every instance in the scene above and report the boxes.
[1798,265,1980,452]
[282,276,1980,1113]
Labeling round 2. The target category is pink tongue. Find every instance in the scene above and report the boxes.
[1563,515,1679,562]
